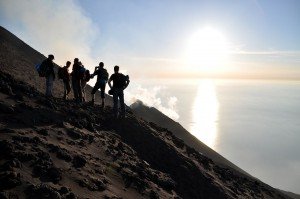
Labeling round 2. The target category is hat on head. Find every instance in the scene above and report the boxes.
[48,54,54,60]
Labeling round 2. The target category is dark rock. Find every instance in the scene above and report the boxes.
[14,93,24,101]
[72,155,86,168]
[88,135,94,143]
[0,83,13,95]
[103,194,122,199]
[45,100,57,110]
[93,178,107,191]
[65,192,77,199]
[0,128,16,134]
[0,140,14,159]
[3,159,22,170]
[12,136,30,143]
[67,129,82,140]
[156,175,176,192]
[78,140,85,147]
[18,102,32,109]
[149,190,159,199]
[172,137,185,149]
[33,165,62,184]
[116,142,124,151]
[59,186,69,195]
[185,146,197,156]
[14,152,36,162]
[121,169,148,193]
[25,184,62,199]
[0,171,22,190]
[77,178,107,192]
[0,102,14,114]
[37,129,49,136]
[48,143,59,152]
[86,122,96,132]
[47,167,62,184]
[12,135,41,144]
[56,148,72,162]
[66,140,76,145]
[0,192,8,199]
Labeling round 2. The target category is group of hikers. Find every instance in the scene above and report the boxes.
[37,54,130,118]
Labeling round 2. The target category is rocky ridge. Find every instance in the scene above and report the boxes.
[0,69,291,198]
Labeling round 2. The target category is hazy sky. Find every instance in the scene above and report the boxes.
[0,0,299,79]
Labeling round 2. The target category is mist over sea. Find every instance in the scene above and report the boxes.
[127,78,300,193]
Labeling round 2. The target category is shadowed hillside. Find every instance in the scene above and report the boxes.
[0,26,297,198]
[130,100,248,175]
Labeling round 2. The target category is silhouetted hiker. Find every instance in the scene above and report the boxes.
[41,54,55,97]
[80,63,90,102]
[90,62,109,107]
[71,58,83,103]
[108,66,130,118]
[58,61,71,100]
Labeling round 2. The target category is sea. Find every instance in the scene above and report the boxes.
[126,78,300,194]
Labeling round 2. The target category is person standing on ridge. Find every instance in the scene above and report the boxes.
[42,54,55,97]
[58,61,71,100]
[80,63,90,102]
[108,65,130,118]
[71,58,83,103]
[90,62,109,107]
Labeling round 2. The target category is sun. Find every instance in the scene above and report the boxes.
[186,27,230,74]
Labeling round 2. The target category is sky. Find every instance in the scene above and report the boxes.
[0,0,299,80]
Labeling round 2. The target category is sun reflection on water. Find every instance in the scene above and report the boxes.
[190,79,219,149]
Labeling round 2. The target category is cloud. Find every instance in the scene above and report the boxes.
[231,50,300,56]
[0,0,98,68]
[125,85,179,121]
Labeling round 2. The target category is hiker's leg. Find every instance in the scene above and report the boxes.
[63,81,67,99]
[113,90,119,117]
[66,81,71,96]
[100,82,106,107]
[49,74,54,96]
[77,79,83,102]
[45,76,50,96]
[81,82,86,102]
[46,74,54,96]
[91,82,100,103]
[119,90,125,117]
[72,79,78,100]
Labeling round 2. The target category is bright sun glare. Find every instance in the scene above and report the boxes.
[186,27,230,74]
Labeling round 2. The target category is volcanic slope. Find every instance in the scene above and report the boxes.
[0,70,292,198]
[130,100,249,175]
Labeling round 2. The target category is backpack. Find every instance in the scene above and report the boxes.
[57,67,64,79]
[120,74,129,88]
[36,61,48,77]
[79,66,86,79]
[84,70,91,82]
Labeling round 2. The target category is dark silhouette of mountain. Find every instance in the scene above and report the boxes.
[280,191,300,199]
[130,100,248,174]
[0,26,297,198]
